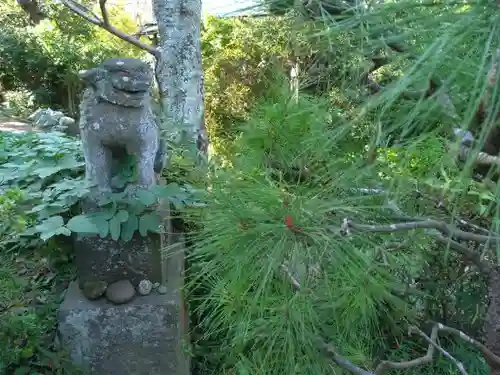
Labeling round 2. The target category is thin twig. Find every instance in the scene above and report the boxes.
[59,0,159,57]
[62,0,101,23]
[434,234,491,274]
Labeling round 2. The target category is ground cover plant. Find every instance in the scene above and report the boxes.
[0,130,85,374]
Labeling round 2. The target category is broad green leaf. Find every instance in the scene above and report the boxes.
[152,183,184,198]
[139,213,160,236]
[98,194,114,206]
[29,204,49,213]
[86,214,111,238]
[170,197,185,210]
[121,214,138,242]
[112,175,127,188]
[34,216,64,233]
[87,207,116,221]
[115,209,129,223]
[33,165,73,179]
[14,367,31,375]
[109,215,121,241]
[21,346,34,358]
[479,204,489,215]
[21,226,38,236]
[40,227,71,241]
[111,191,128,201]
[129,201,146,215]
[136,188,157,206]
[37,205,68,219]
[66,215,100,234]
[97,221,109,239]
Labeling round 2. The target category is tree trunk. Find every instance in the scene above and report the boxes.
[152,0,208,154]
[484,268,500,375]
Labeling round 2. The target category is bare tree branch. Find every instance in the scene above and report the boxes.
[59,0,159,57]
[317,339,378,375]
[386,198,493,274]
[279,266,473,375]
[280,264,301,289]
[342,218,493,274]
[457,145,500,166]
[410,326,467,375]
[434,322,500,365]
[99,0,109,26]
[372,325,468,375]
[346,219,500,245]
[434,234,491,274]
[372,324,440,375]
[60,0,101,23]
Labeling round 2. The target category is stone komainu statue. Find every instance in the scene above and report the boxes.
[78,57,165,193]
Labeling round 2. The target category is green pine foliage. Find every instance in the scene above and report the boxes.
[188,83,420,374]
[188,1,500,373]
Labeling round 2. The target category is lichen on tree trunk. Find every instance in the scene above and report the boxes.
[152,0,208,154]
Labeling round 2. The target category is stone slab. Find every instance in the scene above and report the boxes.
[57,280,189,375]
[74,231,163,288]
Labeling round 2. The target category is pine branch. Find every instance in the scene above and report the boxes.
[433,322,500,365]
[372,324,468,375]
[362,35,459,114]
[279,267,474,375]
[341,218,493,274]
[457,145,500,166]
[346,219,500,245]
[58,0,159,57]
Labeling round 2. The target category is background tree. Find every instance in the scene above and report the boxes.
[21,0,208,154]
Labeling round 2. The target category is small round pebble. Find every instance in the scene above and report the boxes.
[82,280,108,300]
[137,279,153,296]
[157,284,168,295]
[105,280,135,304]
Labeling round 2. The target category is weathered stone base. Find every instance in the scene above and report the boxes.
[74,231,163,288]
[57,281,189,375]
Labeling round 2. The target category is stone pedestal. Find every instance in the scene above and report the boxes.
[57,234,189,375]
[74,231,162,288]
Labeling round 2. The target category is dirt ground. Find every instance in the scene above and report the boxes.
[0,118,39,133]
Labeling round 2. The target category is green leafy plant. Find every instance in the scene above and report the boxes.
[0,130,202,246]
[29,182,198,242]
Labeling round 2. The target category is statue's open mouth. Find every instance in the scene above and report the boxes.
[117,88,148,97]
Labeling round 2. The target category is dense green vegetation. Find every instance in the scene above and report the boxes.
[2,0,500,374]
